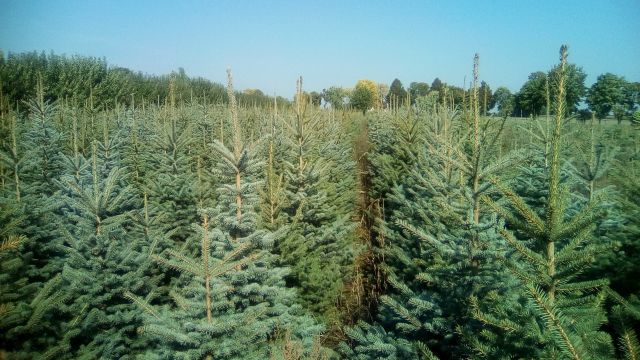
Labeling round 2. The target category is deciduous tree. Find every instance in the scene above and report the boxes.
[408,82,430,104]
[587,73,627,120]
[548,63,586,115]
[514,71,547,117]
[350,80,379,114]
[386,79,407,108]
[321,86,348,110]
[493,86,515,117]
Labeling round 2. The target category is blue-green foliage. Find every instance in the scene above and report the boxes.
[42,134,155,359]
[134,136,323,359]
[145,115,198,245]
[0,197,32,345]
[19,99,67,281]
[2,52,639,360]
[338,320,418,359]
[275,93,357,319]
[474,49,618,359]
[346,103,521,358]
[0,98,70,358]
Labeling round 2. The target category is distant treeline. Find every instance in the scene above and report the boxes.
[0,50,287,112]
[2,50,638,122]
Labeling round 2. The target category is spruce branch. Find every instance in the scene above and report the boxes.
[0,234,25,254]
[527,284,583,360]
[124,291,160,320]
[489,178,545,235]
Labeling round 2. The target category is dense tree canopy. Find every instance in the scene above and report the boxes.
[350,79,379,114]
[623,81,640,111]
[586,73,636,120]
[0,51,282,112]
[309,91,322,106]
[514,63,586,117]
[408,82,430,104]
[386,79,407,107]
[548,63,587,114]
[514,71,548,117]
[431,77,444,93]
[587,73,626,119]
[322,86,348,109]
[493,86,515,117]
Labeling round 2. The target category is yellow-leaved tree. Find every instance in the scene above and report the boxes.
[351,79,380,114]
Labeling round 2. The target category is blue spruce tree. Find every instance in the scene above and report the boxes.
[129,70,324,359]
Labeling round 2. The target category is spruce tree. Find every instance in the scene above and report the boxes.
[475,45,620,359]
[260,97,286,231]
[121,104,153,194]
[342,54,525,359]
[277,77,355,319]
[1,85,69,358]
[38,134,155,358]
[0,197,30,342]
[572,118,618,201]
[595,142,640,296]
[19,83,67,282]
[0,111,30,339]
[145,83,198,245]
[0,111,23,202]
[130,70,323,359]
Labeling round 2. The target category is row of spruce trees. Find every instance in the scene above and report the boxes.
[0,67,357,358]
[0,50,283,114]
[1,46,639,359]
[339,47,640,359]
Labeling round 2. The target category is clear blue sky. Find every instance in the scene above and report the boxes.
[1,0,639,97]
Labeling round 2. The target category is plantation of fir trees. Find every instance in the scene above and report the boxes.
[1,46,639,359]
